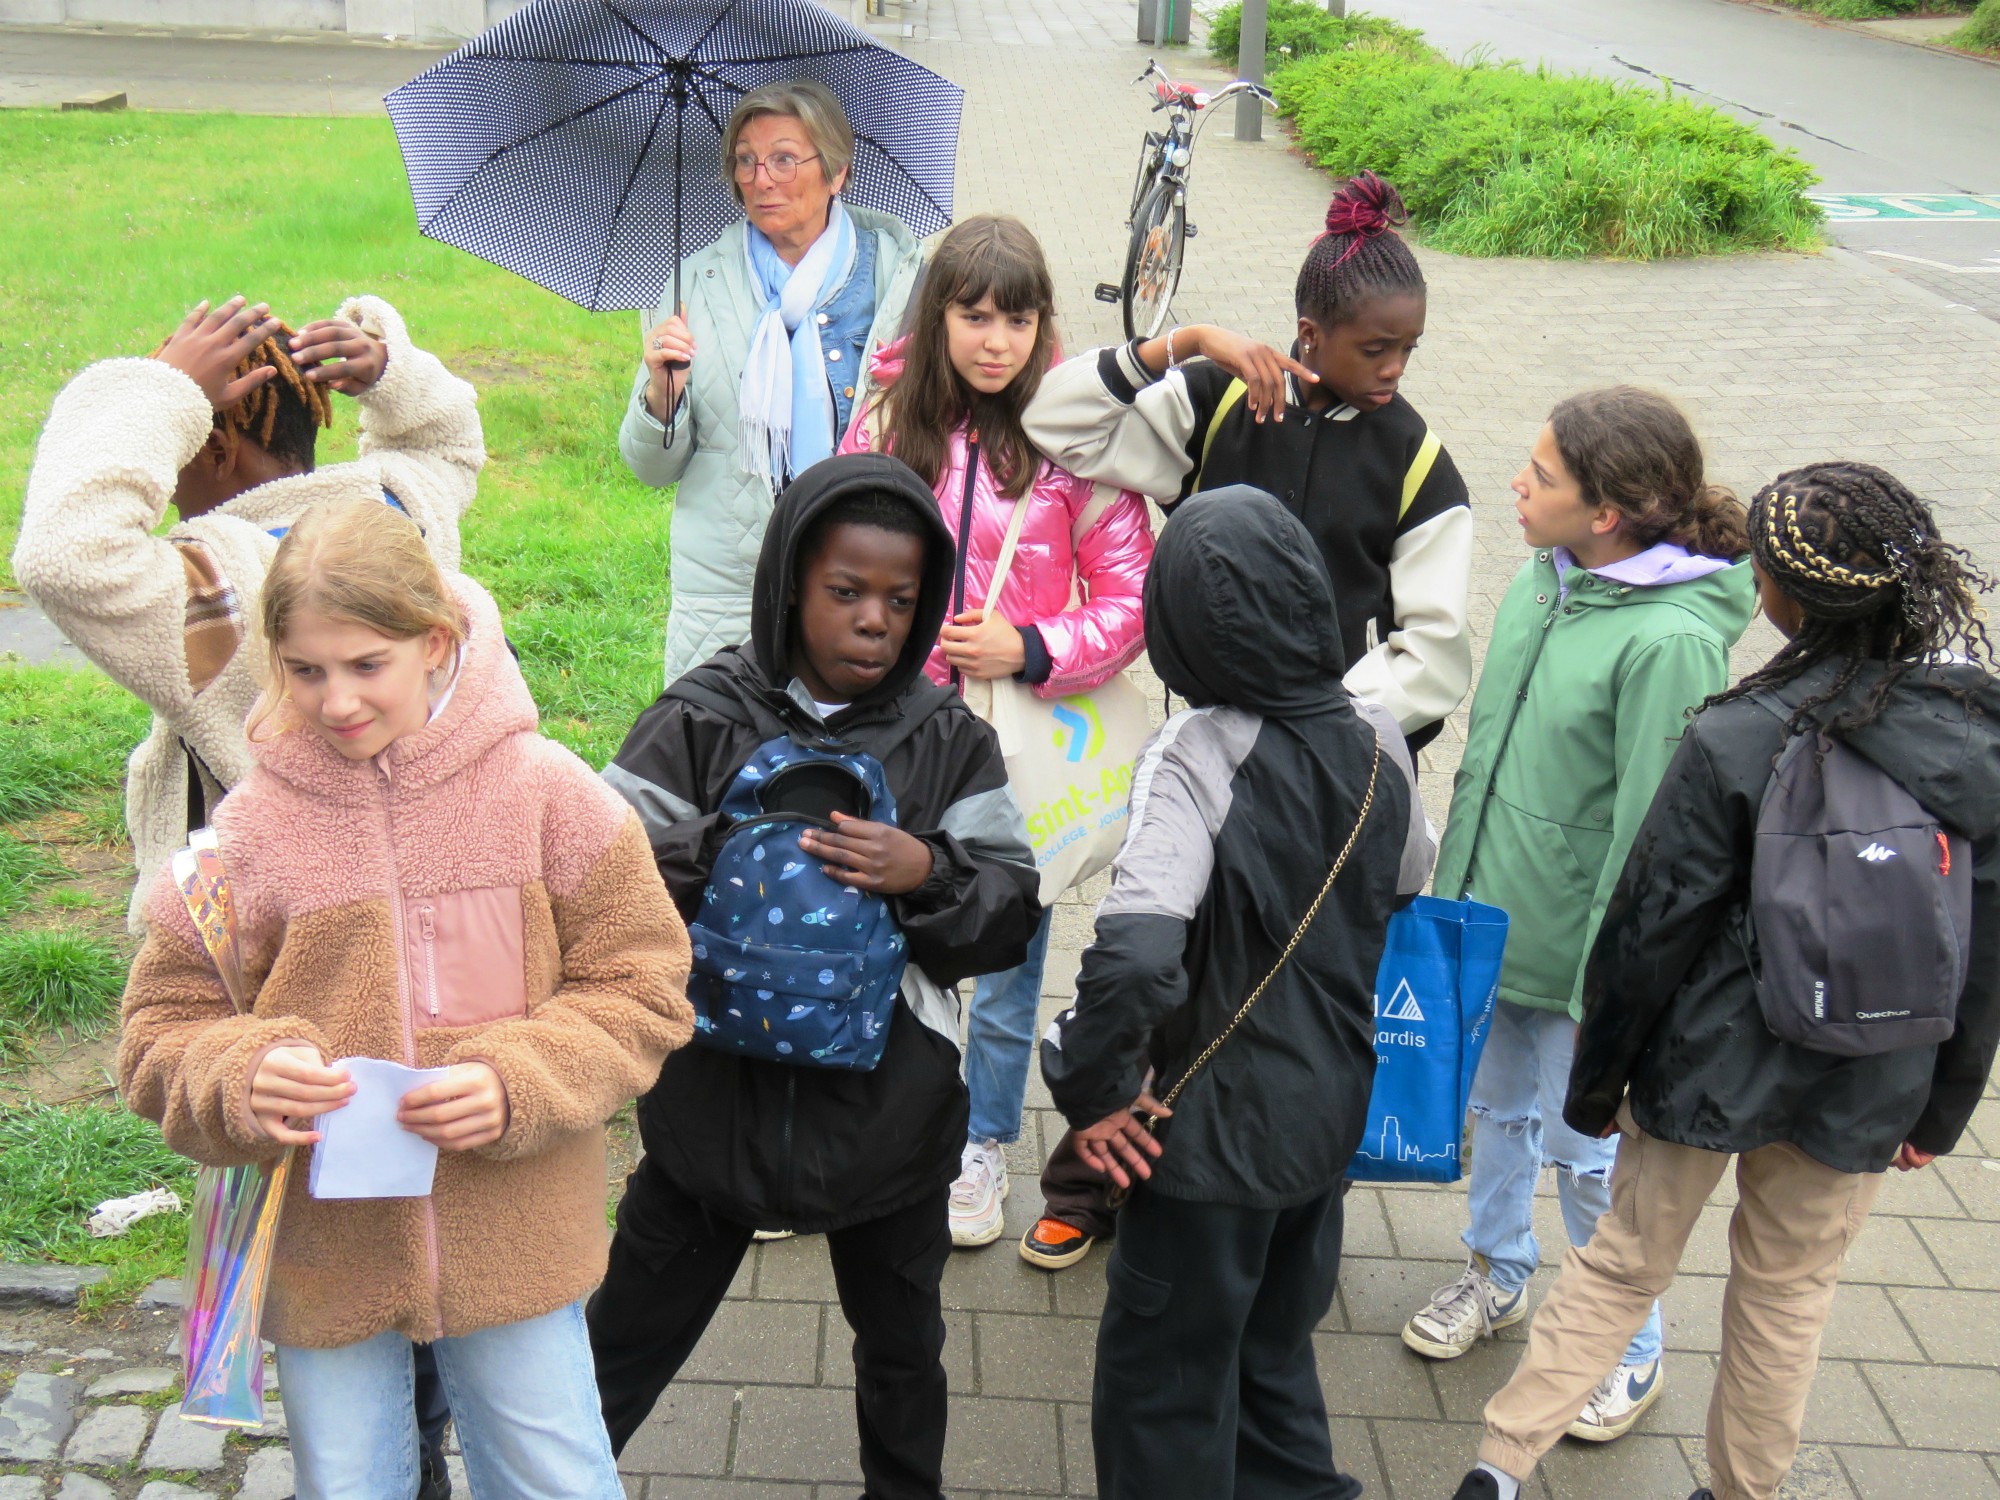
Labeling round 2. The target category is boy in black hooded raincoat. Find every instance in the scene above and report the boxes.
[1042,486,1434,1500]
[590,452,1041,1500]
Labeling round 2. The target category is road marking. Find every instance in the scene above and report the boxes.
[1812,193,2000,221]
[1867,251,2000,275]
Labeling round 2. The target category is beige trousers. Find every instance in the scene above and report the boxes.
[1479,1105,1883,1500]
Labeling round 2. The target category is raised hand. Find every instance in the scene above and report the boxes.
[290,318,388,394]
[155,297,284,412]
[1181,325,1318,422]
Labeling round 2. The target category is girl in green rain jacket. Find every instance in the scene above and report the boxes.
[1401,388,1754,1447]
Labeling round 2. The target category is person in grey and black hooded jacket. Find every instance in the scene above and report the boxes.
[1041,486,1433,1500]
[590,452,1040,1500]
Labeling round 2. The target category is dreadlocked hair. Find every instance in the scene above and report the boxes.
[1295,173,1425,328]
[154,320,333,470]
[1708,461,1996,735]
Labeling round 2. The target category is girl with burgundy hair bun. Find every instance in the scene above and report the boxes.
[1014,173,1474,1276]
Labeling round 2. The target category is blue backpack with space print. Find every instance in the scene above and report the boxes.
[685,736,909,1071]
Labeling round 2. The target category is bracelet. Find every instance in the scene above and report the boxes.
[1165,326,1183,369]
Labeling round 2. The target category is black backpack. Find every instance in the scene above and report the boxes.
[1749,692,1972,1056]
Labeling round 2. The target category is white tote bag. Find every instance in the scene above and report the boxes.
[959,486,1152,903]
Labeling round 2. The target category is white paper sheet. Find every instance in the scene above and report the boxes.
[306,1057,452,1200]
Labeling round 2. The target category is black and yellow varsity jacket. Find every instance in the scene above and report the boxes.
[1024,341,1474,747]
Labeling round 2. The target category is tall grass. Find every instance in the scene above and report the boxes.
[0,111,672,770]
[0,838,62,916]
[1952,0,2000,48]
[0,1101,194,1309]
[0,928,127,1036]
[1272,49,1823,259]
[1207,0,1428,65]
[0,665,149,823]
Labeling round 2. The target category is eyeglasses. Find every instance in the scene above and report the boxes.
[731,150,822,184]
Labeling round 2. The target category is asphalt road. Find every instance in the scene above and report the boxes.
[1366,0,2000,318]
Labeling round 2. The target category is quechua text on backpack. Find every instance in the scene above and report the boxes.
[686,737,908,1070]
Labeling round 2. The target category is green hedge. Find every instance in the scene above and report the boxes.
[1788,0,1966,16]
[1952,0,2000,48]
[1271,49,1823,258]
[1207,0,1428,66]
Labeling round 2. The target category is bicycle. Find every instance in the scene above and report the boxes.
[1095,59,1276,342]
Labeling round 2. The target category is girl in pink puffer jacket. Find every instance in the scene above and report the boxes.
[840,214,1153,1251]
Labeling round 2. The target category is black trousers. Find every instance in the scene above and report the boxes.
[1091,1186,1363,1500]
[586,1155,952,1500]
[412,1343,450,1493]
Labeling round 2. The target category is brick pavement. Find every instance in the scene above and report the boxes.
[611,1,2000,1496]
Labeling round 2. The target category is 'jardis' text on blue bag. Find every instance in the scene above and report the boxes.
[1347,896,1508,1184]
[686,738,909,1071]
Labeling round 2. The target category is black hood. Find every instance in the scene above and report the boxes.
[1143,486,1347,717]
[748,452,956,704]
[1783,659,2000,842]
[669,453,958,744]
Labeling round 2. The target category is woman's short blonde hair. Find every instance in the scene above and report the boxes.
[720,80,854,206]
[247,500,464,741]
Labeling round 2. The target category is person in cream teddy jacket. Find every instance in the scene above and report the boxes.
[13,294,482,932]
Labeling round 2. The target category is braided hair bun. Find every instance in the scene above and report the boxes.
[1323,172,1408,240]
[1296,172,1424,327]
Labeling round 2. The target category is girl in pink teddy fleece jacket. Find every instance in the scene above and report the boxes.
[117,500,692,1500]
[838,214,1154,1251]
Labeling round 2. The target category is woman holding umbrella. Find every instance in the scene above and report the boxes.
[619,80,925,681]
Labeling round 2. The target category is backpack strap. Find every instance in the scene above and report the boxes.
[1400,429,1441,523]
[1193,378,1248,492]
[1071,481,1121,552]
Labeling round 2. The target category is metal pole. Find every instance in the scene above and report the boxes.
[1234,0,1267,141]
[1325,0,1345,14]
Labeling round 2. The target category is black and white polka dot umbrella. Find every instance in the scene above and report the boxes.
[385,0,963,311]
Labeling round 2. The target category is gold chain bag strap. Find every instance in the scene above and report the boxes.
[1108,737,1381,1206]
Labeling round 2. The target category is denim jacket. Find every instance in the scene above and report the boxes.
[817,225,880,439]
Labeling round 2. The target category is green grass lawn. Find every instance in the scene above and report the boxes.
[0,108,674,770]
[0,110,677,1302]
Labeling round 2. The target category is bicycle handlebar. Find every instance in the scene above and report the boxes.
[1132,59,1275,111]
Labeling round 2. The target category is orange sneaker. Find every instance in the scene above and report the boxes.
[1018,1216,1096,1271]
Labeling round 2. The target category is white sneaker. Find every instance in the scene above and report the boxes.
[1567,1357,1663,1442]
[949,1138,1009,1248]
[1400,1255,1527,1360]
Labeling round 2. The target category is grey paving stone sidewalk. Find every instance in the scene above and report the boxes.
[607,1,2000,1496]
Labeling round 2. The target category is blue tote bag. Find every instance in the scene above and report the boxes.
[1347,895,1509,1184]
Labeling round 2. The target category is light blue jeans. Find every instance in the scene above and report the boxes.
[965,909,1054,1145]
[1465,1000,1664,1367]
[276,1300,624,1500]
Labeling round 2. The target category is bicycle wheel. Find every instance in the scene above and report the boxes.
[1120,179,1186,342]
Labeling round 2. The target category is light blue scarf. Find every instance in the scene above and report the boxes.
[740,201,858,489]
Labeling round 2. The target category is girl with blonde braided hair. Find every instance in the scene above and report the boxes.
[1455,461,2000,1500]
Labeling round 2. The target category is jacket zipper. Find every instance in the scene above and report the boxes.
[379,757,444,1339]
[419,906,439,1020]
[948,435,981,690]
